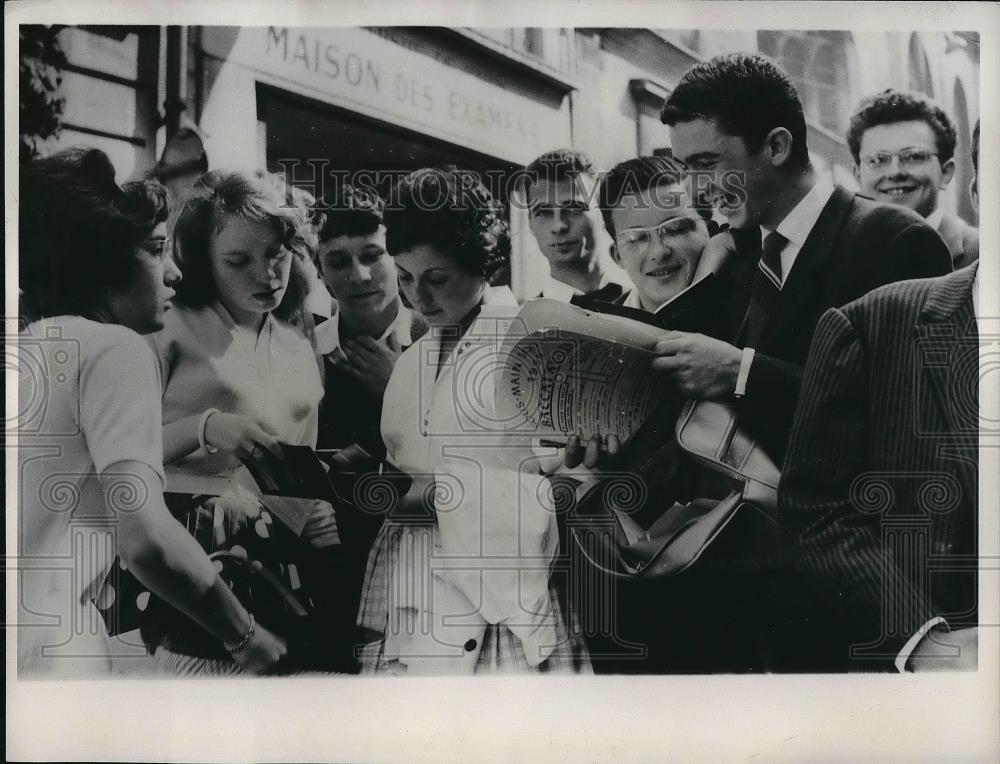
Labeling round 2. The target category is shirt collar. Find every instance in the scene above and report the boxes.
[541,274,584,301]
[316,301,413,355]
[541,271,616,301]
[622,288,681,314]
[622,289,642,310]
[211,299,276,340]
[760,174,836,249]
[925,206,945,231]
[482,284,519,308]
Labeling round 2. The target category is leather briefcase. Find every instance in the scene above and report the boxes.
[569,399,779,579]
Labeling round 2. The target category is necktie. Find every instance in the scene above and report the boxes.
[742,231,787,347]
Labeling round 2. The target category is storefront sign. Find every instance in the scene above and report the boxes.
[202,26,570,164]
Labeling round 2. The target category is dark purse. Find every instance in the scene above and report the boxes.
[95,452,414,673]
[568,399,780,579]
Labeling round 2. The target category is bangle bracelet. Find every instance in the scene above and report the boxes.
[198,408,221,454]
[225,613,255,654]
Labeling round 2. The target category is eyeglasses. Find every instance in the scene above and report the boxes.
[861,148,938,172]
[617,218,701,255]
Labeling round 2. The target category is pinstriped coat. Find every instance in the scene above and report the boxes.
[779,263,978,671]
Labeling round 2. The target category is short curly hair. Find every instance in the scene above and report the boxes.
[384,166,510,279]
[847,89,957,164]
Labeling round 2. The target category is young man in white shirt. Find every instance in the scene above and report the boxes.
[848,88,979,270]
[313,183,422,456]
[524,149,629,303]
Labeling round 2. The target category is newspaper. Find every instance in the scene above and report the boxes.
[496,298,672,442]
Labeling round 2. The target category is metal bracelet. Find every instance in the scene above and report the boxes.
[225,613,255,654]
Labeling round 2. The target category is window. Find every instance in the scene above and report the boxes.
[759,30,857,135]
[656,29,700,53]
[478,28,545,60]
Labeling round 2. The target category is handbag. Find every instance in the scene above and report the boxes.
[568,399,779,580]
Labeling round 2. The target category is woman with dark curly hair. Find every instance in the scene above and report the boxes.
[356,167,591,674]
[17,148,286,676]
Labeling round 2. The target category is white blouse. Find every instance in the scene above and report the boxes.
[147,301,323,476]
[17,318,166,676]
[379,287,561,672]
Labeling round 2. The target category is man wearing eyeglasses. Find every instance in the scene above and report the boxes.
[599,155,715,313]
[848,89,979,270]
[563,154,759,674]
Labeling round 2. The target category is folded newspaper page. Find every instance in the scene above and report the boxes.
[496,298,673,443]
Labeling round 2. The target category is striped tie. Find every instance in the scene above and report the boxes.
[759,231,786,291]
[743,231,788,346]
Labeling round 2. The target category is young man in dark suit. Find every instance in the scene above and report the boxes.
[778,120,981,672]
[848,89,979,270]
[657,53,953,466]
[648,53,953,673]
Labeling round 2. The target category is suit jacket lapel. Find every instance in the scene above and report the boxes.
[760,186,854,347]
[916,264,979,437]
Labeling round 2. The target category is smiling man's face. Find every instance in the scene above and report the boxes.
[855,119,954,218]
[610,183,709,311]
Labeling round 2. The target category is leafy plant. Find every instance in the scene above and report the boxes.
[20,25,68,161]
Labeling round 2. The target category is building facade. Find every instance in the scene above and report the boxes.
[45,25,981,297]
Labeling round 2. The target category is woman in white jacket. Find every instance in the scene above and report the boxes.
[357,167,590,674]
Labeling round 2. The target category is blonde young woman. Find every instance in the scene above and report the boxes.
[141,170,339,673]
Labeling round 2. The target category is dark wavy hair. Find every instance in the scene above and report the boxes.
[661,53,811,168]
[847,89,957,165]
[598,155,717,238]
[171,170,315,336]
[384,166,510,279]
[315,182,385,243]
[20,147,172,321]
